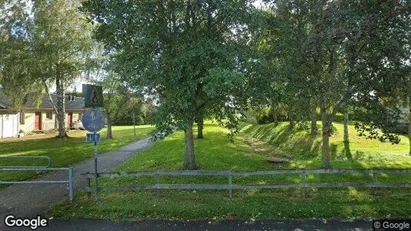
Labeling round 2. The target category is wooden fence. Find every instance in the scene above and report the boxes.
[85,169,411,199]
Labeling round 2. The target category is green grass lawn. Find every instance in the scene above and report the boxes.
[48,122,411,221]
[0,125,154,182]
[240,122,411,169]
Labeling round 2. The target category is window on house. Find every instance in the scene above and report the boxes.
[20,111,25,124]
[46,111,52,119]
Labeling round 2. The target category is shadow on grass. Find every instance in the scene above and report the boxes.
[329,141,354,162]
[344,141,353,160]
[242,123,321,161]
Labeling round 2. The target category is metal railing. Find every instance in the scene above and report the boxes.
[0,155,52,169]
[85,168,411,199]
[0,156,74,201]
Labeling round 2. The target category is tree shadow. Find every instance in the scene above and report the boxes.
[242,124,321,161]
[344,141,353,161]
[330,141,353,161]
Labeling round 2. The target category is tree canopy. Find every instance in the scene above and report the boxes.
[84,0,256,169]
[0,0,94,137]
[1,0,410,169]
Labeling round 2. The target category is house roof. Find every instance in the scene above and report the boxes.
[0,88,85,111]
[0,89,13,109]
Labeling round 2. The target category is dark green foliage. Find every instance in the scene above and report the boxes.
[355,122,401,145]
[113,104,157,126]
[352,95,402,143]
[83,0,256,168]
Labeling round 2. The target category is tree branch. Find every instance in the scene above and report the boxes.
[43,81,59,115]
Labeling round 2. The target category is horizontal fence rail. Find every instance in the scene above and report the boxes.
[0,155,53,169]
[0,167,74,201]
[84,168,411,199]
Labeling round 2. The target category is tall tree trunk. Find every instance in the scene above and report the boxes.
[197,115,204,139]
[288,105,295,129]
[56,77,67,138]
[408,113,411,156]
[408,95,411,156]
[272,103,279,126]
[273,112,278,126]
[343,110,349,143]
[184,121,197,170]
[343,108,352,160]
[133,111,136,137]
[44,83,58,130]
[107,114,113,139]
[310,104,318,136]
[320,96,331,169]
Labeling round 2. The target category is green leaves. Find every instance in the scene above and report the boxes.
[250,0,411,167]
[0,0,94,106]
[203,67,243,98]
[84,0,254,127]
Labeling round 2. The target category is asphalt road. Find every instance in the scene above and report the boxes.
[2,218,374,231]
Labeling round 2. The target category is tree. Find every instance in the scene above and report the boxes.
[0,0,94,138]
[338,0,410,155]
[252,0,319,133]
[370,1,411,154]
[261,0,411,168]
[113,98,155,126]
[343,106,352,160]
[0,0,43,107]
[100,73,130,139]
[84,1,254,169]
[302,0,410,168]
[33,0,94,138]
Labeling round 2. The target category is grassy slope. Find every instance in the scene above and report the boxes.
[0,125,154,181]
[49,122,411,220]
[241,122,411,169]
[119,124,273,171]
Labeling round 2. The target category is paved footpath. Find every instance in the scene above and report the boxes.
[0,138,153,230]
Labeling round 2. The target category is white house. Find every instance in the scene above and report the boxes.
[0,89,85,138]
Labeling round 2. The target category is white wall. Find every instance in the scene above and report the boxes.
[0,114,19,138]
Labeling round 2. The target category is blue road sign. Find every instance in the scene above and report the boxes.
[86,133,101,143]
[83,84,104,108]
[82,109,105,133]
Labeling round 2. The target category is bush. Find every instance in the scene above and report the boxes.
[250,107,287,124]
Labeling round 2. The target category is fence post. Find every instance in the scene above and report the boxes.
[87,172,91,200]
[301,169,306,198]
[68,168,74,202]
[372,169,381,195]
[228,170,232,199]
[372,169,378,184]
[155,170,160,189]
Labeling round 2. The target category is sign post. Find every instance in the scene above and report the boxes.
[82,84,104,201]
[93,131,98,200]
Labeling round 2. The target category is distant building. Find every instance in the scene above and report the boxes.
[0,89,85,138]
